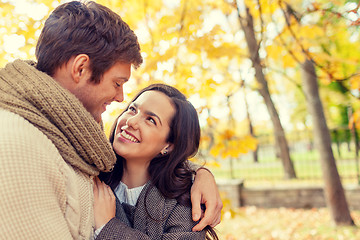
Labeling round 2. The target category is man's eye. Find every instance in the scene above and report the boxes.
[115,82,121,87]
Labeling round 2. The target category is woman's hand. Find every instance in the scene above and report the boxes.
[93,177,116,230]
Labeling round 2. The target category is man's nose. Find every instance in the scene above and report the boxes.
[114,88,124,102]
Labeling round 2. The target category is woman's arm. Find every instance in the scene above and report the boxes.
[95,218,151,240]
[161,202,206,240]
[94,179,206,239]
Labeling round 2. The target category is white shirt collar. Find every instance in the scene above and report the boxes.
[114,181,145,206]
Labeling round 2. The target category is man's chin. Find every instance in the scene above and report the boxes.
[92,113,102,124]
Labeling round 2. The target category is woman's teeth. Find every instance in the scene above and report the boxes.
[121,131,139,143]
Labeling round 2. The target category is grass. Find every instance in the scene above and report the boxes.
[206,146,360,187]
[209,143,360,239]
[216,207,360,240]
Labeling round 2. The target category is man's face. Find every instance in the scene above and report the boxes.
[73,62,131,122]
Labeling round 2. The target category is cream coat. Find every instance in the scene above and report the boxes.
[0,109,94,239]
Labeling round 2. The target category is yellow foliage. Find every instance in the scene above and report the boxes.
[1,0,358,160]
[243,135,258,150]
[210,142,223,157]
[256,0,279,15]
[207,42,243,59]
[103,121,113,138]
[34,0,57,8]
[266,45,282,61]
[349,109,360,130]
[350,75,360,91]
[220,129,236,141]
[203,160,222,169]
[0,3,15,18]
[200,134,212,144]
[207,116,220,127]
[209,0,234,15]
[198,79,218,98]
[282,54,297,68]
[293,50,306,63]
[210,132,258,159]
[299,25,324,40]
[223,140,240,158]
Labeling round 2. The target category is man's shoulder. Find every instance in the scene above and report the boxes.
[0,108,45,139]
[0,108,60,159]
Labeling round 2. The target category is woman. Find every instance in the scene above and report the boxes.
[94,84,218,239]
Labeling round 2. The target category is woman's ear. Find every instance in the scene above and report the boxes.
[161,143,174,155]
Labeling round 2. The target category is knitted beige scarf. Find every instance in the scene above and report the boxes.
[0,59,116,176]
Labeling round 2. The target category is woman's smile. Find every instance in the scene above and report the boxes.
[119,129,140,143]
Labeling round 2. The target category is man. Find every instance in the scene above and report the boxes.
[0,1,222,239]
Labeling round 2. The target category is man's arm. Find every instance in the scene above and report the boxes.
[190,167,223,231]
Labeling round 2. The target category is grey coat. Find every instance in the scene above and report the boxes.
[96,182,206,240]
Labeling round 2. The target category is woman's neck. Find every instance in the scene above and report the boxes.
[121,159,150,189]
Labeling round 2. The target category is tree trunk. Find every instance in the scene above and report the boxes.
[237,6,296,178]
[243,84,258,162]
[302,59,354,225]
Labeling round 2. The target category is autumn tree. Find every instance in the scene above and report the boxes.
[273,0,359,225]
[302,59,354,225]
[2,3,360,222]
[232,0,296,178]
[241,80,258,162]
[103,0,259,163]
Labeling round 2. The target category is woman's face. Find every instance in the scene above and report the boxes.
[113,90,175,162]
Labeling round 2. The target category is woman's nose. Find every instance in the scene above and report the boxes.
[126,114,139,129]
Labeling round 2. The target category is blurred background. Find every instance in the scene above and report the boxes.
[2,0,360,239]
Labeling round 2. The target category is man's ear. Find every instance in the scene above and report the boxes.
[71,54,91,83]
[161,143,174,155]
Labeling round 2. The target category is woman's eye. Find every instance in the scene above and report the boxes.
[148,117,156,125]
[128,106,136,112]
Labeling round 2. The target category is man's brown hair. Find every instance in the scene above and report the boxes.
[36,1,143,83]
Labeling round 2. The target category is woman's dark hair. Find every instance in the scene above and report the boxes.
[100,83,218,239]
[36,1,142,83]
